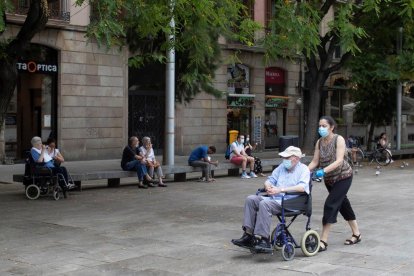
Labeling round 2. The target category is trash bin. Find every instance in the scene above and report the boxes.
[279,135,299,152]
[228,130,239,144]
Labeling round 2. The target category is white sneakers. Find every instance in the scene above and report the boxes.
[241,172,251,179]
[241,172,258,179]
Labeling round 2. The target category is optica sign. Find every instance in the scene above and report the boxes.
[16,61,58,73]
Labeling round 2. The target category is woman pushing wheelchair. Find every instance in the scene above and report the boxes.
[308,116,361,252]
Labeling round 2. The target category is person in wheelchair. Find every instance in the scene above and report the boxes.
[30,136,73,197]
[231,146,310,252]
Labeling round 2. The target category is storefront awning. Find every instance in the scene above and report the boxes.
[227,94,255,108]
[265,95,289,108]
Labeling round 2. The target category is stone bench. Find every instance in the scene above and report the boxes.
[12,158,290,190]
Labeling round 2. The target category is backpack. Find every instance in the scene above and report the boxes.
[225,144,231,160]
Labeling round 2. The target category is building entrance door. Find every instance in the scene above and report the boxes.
[4,44,58,160]
[128,90,165,155]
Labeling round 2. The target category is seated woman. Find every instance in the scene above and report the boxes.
[30,136,72,197]
[377,132,393,163]
[140,137,167,187]
[46,138,65,166]
[121,136,155,189]
[244,135,265,177]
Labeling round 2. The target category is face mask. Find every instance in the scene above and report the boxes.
[318,127,329,138]
[246,138,250,142]
[282,159,292,170]
[240,139,245,144]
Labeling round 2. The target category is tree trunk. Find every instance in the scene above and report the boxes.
[0,58,18,162]
[0,0,49,162]
[302,72,327,153]
[367,123,375,151]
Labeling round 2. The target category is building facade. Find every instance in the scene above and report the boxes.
[3,1,129,161]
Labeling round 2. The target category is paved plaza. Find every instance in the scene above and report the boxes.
[1,159,414,275]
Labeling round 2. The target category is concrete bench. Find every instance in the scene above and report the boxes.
[12,157,312,190]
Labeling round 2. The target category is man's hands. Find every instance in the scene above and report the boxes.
[265,186,283,195]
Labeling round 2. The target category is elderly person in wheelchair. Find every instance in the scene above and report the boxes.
[30,136,73,198]
[231,146,311,253]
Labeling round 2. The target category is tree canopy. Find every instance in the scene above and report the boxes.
[261,0,414,150]
[75,0,258,102]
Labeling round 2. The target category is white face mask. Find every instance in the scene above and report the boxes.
[240,139,245,144]
[246,138,250,142]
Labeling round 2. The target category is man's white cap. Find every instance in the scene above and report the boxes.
[278,146,304,158]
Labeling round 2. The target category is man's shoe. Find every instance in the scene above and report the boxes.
[231,233,255,249]
[254,238,272,253]
[147,182,157,188]
[249,172,258,178]
[158,183,168,187]
[241,173,251,179]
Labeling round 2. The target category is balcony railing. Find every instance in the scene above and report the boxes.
[12,0,70,22]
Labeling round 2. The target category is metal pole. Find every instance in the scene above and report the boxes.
[165,2,175,166]
[396,27,403,150]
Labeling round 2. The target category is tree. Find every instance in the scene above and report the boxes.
[262,0,414,151]
[346,5,414,150]
[0,0,49,162]
[76,0,257,102]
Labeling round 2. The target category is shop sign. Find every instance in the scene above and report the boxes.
[227,94,255,107]
[227,64,250,94]
[265,67,285,84]
[265,96,289,108]
[16,61,58,73]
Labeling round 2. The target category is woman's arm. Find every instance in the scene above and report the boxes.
[307,140,320,171]
[54,151,65,163]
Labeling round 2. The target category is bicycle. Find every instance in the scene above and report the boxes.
[346,140,392,167]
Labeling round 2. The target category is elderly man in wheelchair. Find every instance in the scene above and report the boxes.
[231,146,320,260]
[26,136,74,199]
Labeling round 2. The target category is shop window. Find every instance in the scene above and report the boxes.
[11,0,70,21]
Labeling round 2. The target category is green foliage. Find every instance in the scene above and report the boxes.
[75,0,259,103]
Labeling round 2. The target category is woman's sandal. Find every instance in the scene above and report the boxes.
[344,234,361,245]
[319,240,328,252]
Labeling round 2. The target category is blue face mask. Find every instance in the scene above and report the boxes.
[282,159,292,170]
[318,127,329,138]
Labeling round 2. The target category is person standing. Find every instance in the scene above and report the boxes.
[308,116,361,252]
[188,145,218,182]
[230,134,256,179]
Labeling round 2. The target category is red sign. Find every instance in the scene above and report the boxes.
[265,67,285,84]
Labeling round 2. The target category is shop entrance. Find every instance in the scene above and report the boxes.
[264,109,285,149]
[4,44,58,159]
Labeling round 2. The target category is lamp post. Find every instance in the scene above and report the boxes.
[396,27,403,150]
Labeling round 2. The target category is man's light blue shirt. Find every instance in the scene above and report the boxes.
[266,162,310,203]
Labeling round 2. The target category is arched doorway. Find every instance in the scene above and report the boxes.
[5,44,58,159]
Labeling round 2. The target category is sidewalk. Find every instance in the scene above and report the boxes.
[0,159,413,275]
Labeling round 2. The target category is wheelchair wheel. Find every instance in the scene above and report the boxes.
[26,184,40,200]
[301,230,320,257]
[281,242,295,261]
[271,227,283,250]
[53,187,62,201]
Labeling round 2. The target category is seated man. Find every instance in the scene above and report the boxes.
[231,146,310,252]
[188,145,218,182]
[121,136,155,189]
[30,136,73,198]
[230,134,256,179]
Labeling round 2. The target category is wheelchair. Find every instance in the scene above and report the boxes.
[252,177,320,261]
[22,152,72,200]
